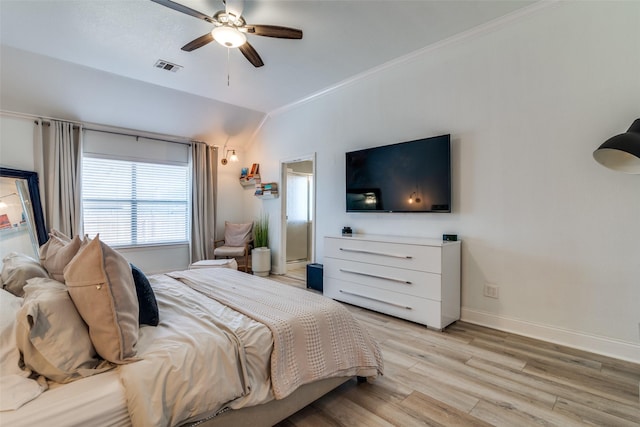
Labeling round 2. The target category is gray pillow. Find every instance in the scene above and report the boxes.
[39,234,82,282]
[1,253,49,297]
[15,278,113,383]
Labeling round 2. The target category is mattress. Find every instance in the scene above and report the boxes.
[0,370,129,427]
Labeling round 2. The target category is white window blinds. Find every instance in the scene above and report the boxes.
[82,130,190,247]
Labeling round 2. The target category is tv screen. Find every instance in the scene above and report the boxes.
[346,134,451,213]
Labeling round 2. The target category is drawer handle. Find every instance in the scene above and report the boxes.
[339,290,412,310]
[339,268,412,284]
[339,247,413,259]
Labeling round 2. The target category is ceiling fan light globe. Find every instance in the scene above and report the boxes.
[212,26,246,48]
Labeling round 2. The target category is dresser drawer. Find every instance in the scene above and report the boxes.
[324,258,442,300]
[324,277,443,328]
[325,237,442,273]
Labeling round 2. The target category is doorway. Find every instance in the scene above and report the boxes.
[280,155,315,280]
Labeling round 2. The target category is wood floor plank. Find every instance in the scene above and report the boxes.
[524,359,639,405]
[468,399,583,427]
[311,386,396,427]
[466,356,640,424]
[381,358,481,413]
[553,396,640,426]
[400,391,493,427]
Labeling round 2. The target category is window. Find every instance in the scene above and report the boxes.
[82,157,189,247]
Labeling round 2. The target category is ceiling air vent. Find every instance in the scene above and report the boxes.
[154,60,183,72]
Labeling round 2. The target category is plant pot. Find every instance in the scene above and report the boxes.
[251,247,271,277]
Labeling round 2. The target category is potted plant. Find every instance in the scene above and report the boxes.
[251,212,270,276]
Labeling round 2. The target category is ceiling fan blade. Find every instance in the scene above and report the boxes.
[151,0,213,23]
[181,33,214,51]
[246,25,303,39]
[239,42,264,68]
[224,0,244,19]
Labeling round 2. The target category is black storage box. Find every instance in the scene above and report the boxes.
[306,263,323,292]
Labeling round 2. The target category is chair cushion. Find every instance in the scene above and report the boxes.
[224,222,252,247]
[189,259,238,270]
[214,246,246,257]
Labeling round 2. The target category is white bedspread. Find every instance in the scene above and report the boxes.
[169,268,384,399]
[120,273,274,427]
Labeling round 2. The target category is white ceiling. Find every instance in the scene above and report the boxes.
[1,0,536,116]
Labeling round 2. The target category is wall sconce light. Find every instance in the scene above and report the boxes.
[408,192,421,204]
[593,118,640,174]
[220,148,238,165]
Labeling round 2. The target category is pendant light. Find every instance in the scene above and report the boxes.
[593,118,640,174]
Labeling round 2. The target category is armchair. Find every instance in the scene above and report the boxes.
[213,221,253,272]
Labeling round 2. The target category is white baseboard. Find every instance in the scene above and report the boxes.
[461,308,640,364]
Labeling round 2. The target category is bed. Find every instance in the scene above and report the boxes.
[0,235,383,427]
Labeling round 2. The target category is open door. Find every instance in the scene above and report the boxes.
[280,155,315,280]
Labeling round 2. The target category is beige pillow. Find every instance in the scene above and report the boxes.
[1,253,49,297]
[224,221,253,247]
[39,234,82,282]
[15,278,112,383]
[64,236,139,364]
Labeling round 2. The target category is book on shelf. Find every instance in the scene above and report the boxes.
[263,183,278,191]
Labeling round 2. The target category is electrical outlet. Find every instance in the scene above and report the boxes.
[484,283,499,299]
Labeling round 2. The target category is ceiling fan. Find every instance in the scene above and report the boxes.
[151,0,303,68]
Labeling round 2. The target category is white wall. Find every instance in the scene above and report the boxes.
[248,1,640,361]
[0,116,35,170]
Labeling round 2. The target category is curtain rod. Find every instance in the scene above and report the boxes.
[1,110,208,147]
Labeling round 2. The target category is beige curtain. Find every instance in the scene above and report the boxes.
[34,120,83,238]
[191,143,217,262]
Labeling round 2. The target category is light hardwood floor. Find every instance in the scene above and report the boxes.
[268,273,640,427]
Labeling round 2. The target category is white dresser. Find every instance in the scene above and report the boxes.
[323,234,461,330]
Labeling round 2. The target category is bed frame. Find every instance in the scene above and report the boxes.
[194,376,355,427]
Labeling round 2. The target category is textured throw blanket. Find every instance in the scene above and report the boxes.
[168,268,383,399]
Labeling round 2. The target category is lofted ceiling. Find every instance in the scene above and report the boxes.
[0,0,536,143]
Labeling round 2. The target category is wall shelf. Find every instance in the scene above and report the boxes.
[239,175,259,187]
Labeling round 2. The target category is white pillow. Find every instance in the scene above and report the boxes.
[0,288,27,377]
[0,288,47,411]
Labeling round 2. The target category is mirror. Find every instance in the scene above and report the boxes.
[0,168,47,262]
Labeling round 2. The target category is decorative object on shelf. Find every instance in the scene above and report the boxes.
[251,212,270,276]
[593,118,640,174]
[240,167,249,178]
[255,181,278,199]
[341,226,352,236]
[248,163,260,178]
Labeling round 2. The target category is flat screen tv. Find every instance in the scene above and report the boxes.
[346,134,451,213]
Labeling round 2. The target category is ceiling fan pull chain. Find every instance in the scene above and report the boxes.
[227,48,230,86]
